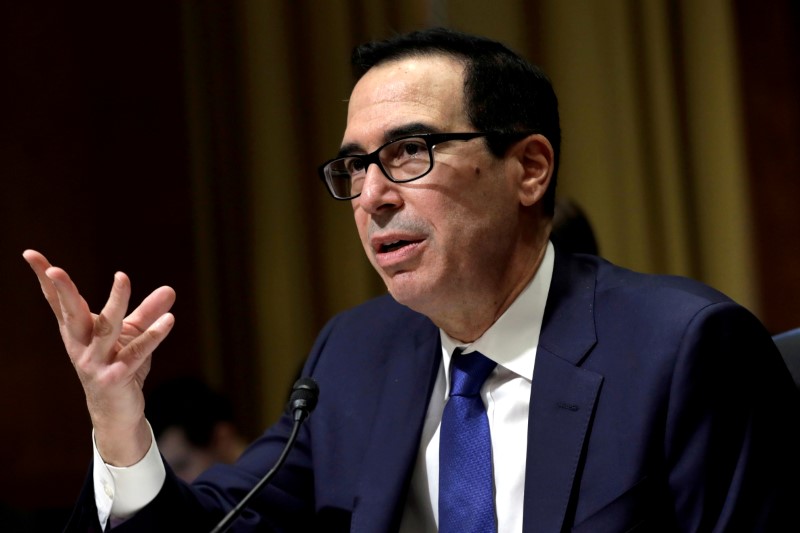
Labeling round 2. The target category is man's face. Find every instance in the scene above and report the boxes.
[343,55,525,326]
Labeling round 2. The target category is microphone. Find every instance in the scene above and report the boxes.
[289,377,319,422]
[210,377,320,533]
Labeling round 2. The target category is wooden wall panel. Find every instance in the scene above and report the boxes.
[733,0,800,333]
[0,3,203,521]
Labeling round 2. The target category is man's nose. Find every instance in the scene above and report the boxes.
[356,163,403,214]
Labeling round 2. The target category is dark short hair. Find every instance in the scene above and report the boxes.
[351,27,560,216]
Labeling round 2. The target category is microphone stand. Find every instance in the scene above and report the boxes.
[209,420,302,533]
[209,377,318,533]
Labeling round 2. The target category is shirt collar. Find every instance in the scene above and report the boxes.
[441,241,554,384]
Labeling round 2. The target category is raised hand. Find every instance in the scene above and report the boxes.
[23,249,176,466]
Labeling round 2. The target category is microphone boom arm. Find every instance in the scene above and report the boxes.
[209,419,302,533]
[209,377,319,533]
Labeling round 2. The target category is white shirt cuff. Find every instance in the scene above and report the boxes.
[92,421,166,529]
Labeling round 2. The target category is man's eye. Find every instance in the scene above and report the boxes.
[403,143,421,156]
[346,158,366,174]
[397,140,426,158]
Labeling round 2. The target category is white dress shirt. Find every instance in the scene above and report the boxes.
[94,242,554,532]
[93,424,165,528]
[399,241,553,533]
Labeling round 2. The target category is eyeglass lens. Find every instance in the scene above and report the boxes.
[325,137,433,198]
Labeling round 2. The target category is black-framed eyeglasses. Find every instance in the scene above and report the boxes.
[318,132,491,200]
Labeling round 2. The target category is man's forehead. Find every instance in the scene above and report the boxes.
[342,55,468,149]
[349,55,464,104]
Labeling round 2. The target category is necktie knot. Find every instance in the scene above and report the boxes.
[449,350,496,397]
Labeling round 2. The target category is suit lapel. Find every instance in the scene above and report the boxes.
[348,252,603,532]
[523,251,603,533]
[350,316,441,533]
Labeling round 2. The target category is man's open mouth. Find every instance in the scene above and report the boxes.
[380,240,413,253]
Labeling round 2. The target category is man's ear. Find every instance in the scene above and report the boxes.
[512,134,554,207]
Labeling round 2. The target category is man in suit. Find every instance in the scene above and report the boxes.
[24,28,799,532]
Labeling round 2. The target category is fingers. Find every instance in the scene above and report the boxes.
[124,285,176,332]
[24,249,177,368]
[119,312,176,367]
[22,249,63,322]
[45,266,97,346]
[94,272,131,340]
[24,250,109,348]
[23,250,98,346]
[113,286,176,368]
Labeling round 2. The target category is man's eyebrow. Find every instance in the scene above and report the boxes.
[337,143,363,159]
[337,122,441,158]
[385,122,439,140]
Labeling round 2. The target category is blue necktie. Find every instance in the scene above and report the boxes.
[439,349,498,532]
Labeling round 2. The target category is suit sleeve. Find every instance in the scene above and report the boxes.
[62,313,347,532]
[664,301,800,531]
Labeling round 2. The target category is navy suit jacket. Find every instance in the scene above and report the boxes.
[67,251,800,532]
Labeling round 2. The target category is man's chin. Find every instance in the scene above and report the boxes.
[385,277,437,314]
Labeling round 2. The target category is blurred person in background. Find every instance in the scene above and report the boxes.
[550,197,599,256]
[145,377,247,483]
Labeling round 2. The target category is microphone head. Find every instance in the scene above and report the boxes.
[290,377,319,421]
